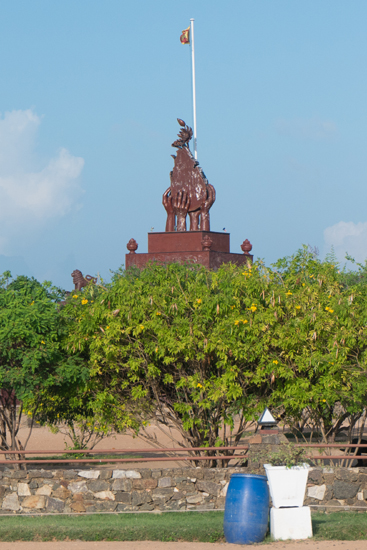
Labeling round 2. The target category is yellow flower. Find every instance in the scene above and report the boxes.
[273,360,278,365]
[140,325,144,330]
[197,383,203,388]
[286,291,292,296]
[231,305,236,309]
[196,299,202,304]
[234,320,240,325]
[155,347,158,353]
[81,299,88,305]
[41,341,45,344]
[309,275,314,279]
[156,311,161,316]
[322,399,326,402]
[295,305,301,309]
[248,305,257,312]
[72,295,78,299]
[302,283,305,287]
[30,301,34,306]
[106,326,110,329]
[243,320,248,324]
[328,309,334,313]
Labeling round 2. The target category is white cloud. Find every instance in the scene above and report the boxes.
[0,109,84,252]
[275,117,337,140]
[324,221,367,263]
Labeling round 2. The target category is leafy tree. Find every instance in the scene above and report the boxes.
[62,262,270,465]
[338,254,367,289]
[63,250,367,463]
[265,247,367,445]
[34,383,115,452]
[0,272,88,458]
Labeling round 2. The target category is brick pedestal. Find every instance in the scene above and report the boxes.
[126,231,253,270]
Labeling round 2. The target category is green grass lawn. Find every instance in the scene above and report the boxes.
[0,512,224,542]
[312,512,367,541]
[0,511,365,542]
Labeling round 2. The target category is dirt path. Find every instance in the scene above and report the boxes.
[0,542,366,550]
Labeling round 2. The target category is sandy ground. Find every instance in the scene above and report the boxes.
[20,422,177,453]
[0,541,366,550]
[14,421,246,469]
[15,422,190,469]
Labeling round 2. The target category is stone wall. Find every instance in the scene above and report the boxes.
[0,467,241,514]
[1,466,366,514]
[305,467,367,510]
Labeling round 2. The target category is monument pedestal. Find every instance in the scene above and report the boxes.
[126,231,253,270]
[270,507,313,541]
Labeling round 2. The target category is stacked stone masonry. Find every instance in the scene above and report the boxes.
[305,467,367,510]
[0,467,241,514]
[0,466,366,514]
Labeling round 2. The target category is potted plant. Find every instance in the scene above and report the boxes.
[263,443,310,508]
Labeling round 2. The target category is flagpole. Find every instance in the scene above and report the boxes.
[190,18,197,159]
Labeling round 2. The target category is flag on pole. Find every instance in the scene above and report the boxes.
[180,19,197,159]
[180,26,190,44]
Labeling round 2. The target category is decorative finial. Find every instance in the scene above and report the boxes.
[241,239,253,255]
[127,238,138,254]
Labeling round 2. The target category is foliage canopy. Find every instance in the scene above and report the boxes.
[62,248,367,457]
[0,273,88,453]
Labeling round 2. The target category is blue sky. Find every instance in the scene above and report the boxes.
[1,1,367,289]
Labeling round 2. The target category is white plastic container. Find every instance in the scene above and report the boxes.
[270,506,313,540]
[264,463,309,508]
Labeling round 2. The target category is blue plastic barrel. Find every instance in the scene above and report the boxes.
[223,473,269,544]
